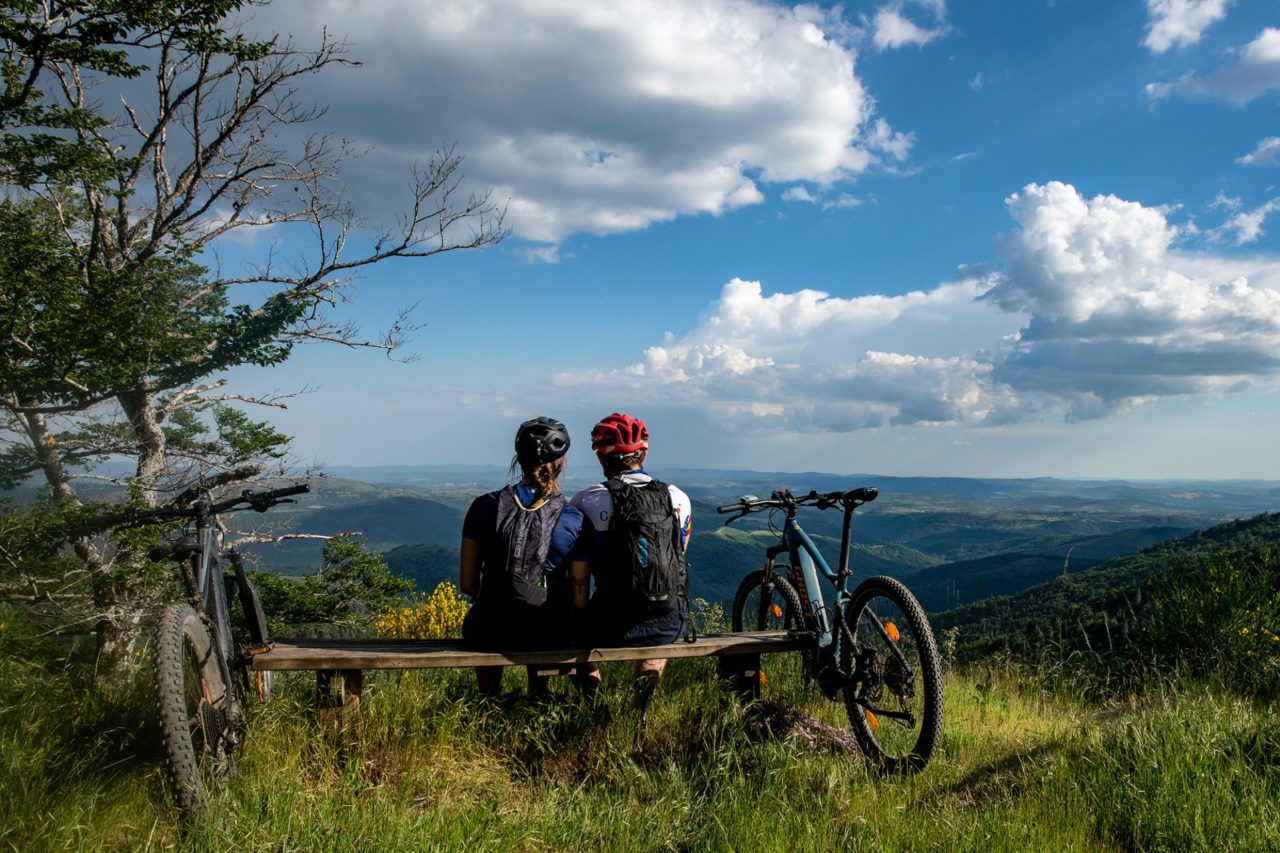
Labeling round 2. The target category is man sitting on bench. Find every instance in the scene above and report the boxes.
[570,412,692,692]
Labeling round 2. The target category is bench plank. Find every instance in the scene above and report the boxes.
[253,631,811,672]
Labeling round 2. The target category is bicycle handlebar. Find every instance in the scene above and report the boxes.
[715,486,878,516]
[85,483,310,532]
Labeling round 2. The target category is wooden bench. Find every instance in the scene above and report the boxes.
[252,631,811,736]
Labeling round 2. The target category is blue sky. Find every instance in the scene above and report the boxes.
[220,0,1280,479]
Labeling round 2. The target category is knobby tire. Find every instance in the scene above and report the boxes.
[152,603,233,817]
[843,575,943,773]
[731,569,804,633]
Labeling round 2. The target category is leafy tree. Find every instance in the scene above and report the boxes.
[250,537,411,634]
[0,1,506,673]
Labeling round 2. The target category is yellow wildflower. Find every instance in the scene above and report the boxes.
[373,581,470,639]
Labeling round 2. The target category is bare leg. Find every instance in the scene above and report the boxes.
[526,666,551,698]
[572,662,603,696]
[633,658,667,680]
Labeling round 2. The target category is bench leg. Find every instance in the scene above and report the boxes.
[316,668,363,748]
[718,653,762,703]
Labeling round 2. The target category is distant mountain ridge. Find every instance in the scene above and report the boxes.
[326,464,1280,513]
[214,471,1278,613]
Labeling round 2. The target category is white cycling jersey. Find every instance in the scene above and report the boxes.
[570,470,692,549]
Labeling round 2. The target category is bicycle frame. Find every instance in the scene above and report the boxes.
[85,483,307,813]
[761,502,857,651]
[188,500,242,725]
[719,487,876,683]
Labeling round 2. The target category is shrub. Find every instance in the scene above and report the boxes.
[1140,543,1280,697]
[373,581,470,639]
[250,536,412,634]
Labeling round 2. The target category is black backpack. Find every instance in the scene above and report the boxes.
[605,477,687,613]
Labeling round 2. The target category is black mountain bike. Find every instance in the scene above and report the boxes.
[719,487,943,772]
[98,484,308,814]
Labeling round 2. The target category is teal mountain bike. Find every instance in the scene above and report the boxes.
[718,487,943,772]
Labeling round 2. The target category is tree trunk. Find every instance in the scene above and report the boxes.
[20,407,134,680]
[21,409,77,502]
[92,598,145,688]
[119,388,166,508]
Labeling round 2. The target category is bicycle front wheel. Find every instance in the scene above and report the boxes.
[153,603,236,816]
[731,569,803,632]
[843,576,943,773]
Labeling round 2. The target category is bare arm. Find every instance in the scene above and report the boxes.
[459,537,481,598]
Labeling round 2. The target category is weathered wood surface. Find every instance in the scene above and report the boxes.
[316,669,362,747]
[254,631,811,672]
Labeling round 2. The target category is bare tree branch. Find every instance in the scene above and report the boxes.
[227,531,358,546]
[165,464,268,508]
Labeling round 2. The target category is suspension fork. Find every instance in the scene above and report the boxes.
[755,542,791,628]
[226,549,272,649]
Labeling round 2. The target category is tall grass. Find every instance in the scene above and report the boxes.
[0,610,170,851]
[3,607,1278,851]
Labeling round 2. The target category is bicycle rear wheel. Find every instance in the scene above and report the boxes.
[153,603,236,816]
[843,576,943,773]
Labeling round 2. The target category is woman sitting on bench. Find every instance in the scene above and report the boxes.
[458,416,587,697]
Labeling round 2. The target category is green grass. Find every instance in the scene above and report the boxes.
[2,625,1278,852]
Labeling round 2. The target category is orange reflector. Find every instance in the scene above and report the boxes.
[759,670,768,685]
[865,709,879,729]
[770,604,783,618]
[885,621,900,642]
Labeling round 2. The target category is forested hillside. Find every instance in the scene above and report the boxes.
[935,512,1280,664]
[907,524,1194,611]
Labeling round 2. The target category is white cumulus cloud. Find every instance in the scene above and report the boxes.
[988,182,1280,417]
[553,182,1280,431]
[1142,0,1233,53]
[1238,136,1280,166]
[253,0,913,251]
[871,1,950,51]
[1211,198,1280,245]
[554,275,1025,431]
[1146,27,1280,105]
[782,186,818,203]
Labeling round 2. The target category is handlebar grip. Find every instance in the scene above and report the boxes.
[716,503,744,514]
[271,484,310,498]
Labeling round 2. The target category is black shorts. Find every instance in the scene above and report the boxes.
[461,600,575,651]
[582,600,686,648]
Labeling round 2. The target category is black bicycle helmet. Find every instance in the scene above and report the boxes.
[514,416,570,466]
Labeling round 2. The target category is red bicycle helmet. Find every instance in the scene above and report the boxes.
[590,412,649,457]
